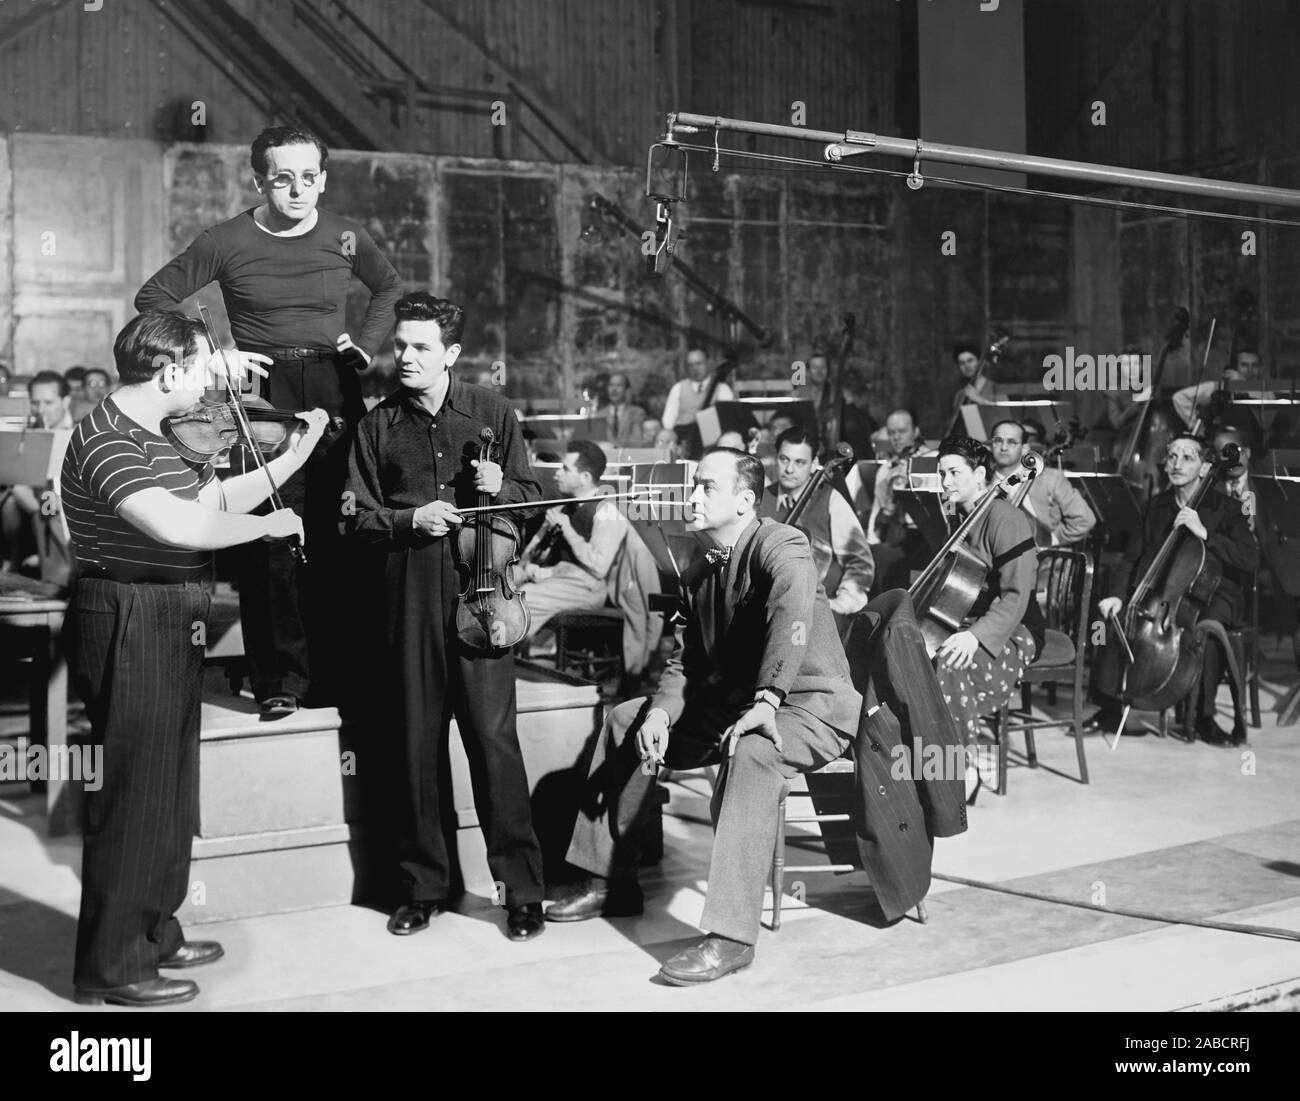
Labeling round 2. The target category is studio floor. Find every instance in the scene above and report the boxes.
[3,642,1300,1013]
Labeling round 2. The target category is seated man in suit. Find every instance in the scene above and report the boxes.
[1088,432,1259,745]
[757,426,873,623]
[546,446,862,984]
[604,372,648,446]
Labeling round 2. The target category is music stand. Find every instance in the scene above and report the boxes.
[961,400,1076,442]
[0,395,31,429]
[894,490,949,549]
[0,429,58,487]
[1064,471,1141,551]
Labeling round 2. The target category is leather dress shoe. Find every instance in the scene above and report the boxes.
[1083,706,1124,734]
[387,900,448,935]
[260,695,298,719]
[659,935,754,985]
[545,878,644,922]
[1197,716,1247,747]
[159,940,224,969]
[506,902,545,942]
[74,977,199,1007]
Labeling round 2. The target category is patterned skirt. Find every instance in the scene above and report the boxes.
[934,625,1036,746]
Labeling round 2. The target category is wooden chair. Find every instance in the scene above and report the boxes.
[550,607,624,685]
[993,547,1093,794]
[770,758,927,930]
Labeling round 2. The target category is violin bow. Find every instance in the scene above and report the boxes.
[197,305,305,564]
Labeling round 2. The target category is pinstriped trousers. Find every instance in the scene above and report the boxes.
[67,577,210,989]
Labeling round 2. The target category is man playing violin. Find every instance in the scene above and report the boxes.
[136,126,403,718]
[345,292,546,942]
[757,426,874,624]
[1088,433,1259,745]
[930,436,1044,804]
[62,310,327,1007]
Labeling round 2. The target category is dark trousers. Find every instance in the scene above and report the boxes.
[567,694,849,945]
[68,577,210,988]
[385,540,544,907]
[236,347,362,704]
[1094,592,1242,722]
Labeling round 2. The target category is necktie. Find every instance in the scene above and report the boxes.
[611,407,619,438]
[777,495,793,521]
[1230,479,1256,533]
[705,545,731,568]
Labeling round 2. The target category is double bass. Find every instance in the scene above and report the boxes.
[783,442,855,594]
[1114,309,1188,502]
[1107,442,1240,712]
[948,330,1011,435]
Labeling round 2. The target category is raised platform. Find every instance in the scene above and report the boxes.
[178,660,602,925]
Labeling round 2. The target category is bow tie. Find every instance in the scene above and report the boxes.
[705,546,732,568]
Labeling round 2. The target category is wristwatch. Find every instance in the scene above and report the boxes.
[752,687,783,710]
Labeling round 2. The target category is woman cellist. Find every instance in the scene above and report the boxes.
[927,436,1045,804]
[1087,433,1259,745]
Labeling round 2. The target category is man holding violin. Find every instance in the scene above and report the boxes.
[61,310,328,1006]
[1088,433,1259,745]
[345,292,546,943]
[136,125,403,718]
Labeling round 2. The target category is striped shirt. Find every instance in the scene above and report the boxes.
[61,397,214,583]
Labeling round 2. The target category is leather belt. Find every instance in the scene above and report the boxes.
[250,345,337,361]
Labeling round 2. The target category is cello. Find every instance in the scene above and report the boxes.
[1108,441,1241,712]
[1115,308,1188,503]
[783,442,855,594]
[909,452,1039,658]
[453,428,531,651]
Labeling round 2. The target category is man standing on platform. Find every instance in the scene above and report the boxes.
[757,426,873,623]
[346,293,546,942]
[135,125,402,717]
[63,310,326,1006]
[546,446,862,984]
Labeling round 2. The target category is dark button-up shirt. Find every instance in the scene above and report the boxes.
[346,374,540,547]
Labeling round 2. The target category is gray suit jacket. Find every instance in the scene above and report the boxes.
[651,517,862,734]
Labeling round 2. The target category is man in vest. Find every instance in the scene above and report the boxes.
[757,427,873,625]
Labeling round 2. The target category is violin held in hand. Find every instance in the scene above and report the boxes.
[164,395,315,463]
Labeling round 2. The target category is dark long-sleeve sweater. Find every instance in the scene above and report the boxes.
[135,208,403,357]
[1109,486,1259,621]
[345,374,540,549]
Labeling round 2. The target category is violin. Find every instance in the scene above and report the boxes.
[453,427,531,652]
[187,304,306,563]
[909,453,1038,658]
[520,500,574,570]
[1108,442,1241,712]
[1115,308,1188,500]
[164,395,306,463]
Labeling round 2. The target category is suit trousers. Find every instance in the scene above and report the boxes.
[68,577,210,988]
[566,694,850,945]
[236,347,362,705]
[385,539,544,907]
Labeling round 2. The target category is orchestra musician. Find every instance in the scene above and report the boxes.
[62,311,325,1007]
[136,125,403,718]
[987,419,1096,549]
[1087,433,1259,746]
[867,408,938,593]
[1172,347,1270,448]
[603,372,648,446]
[928,436,1044,804]
[545,447,862,984]
[656,347,734,452]
[949,341,1006,414]
[516,439,627,636]
[757,426,874,621]
[345,292,546,942]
